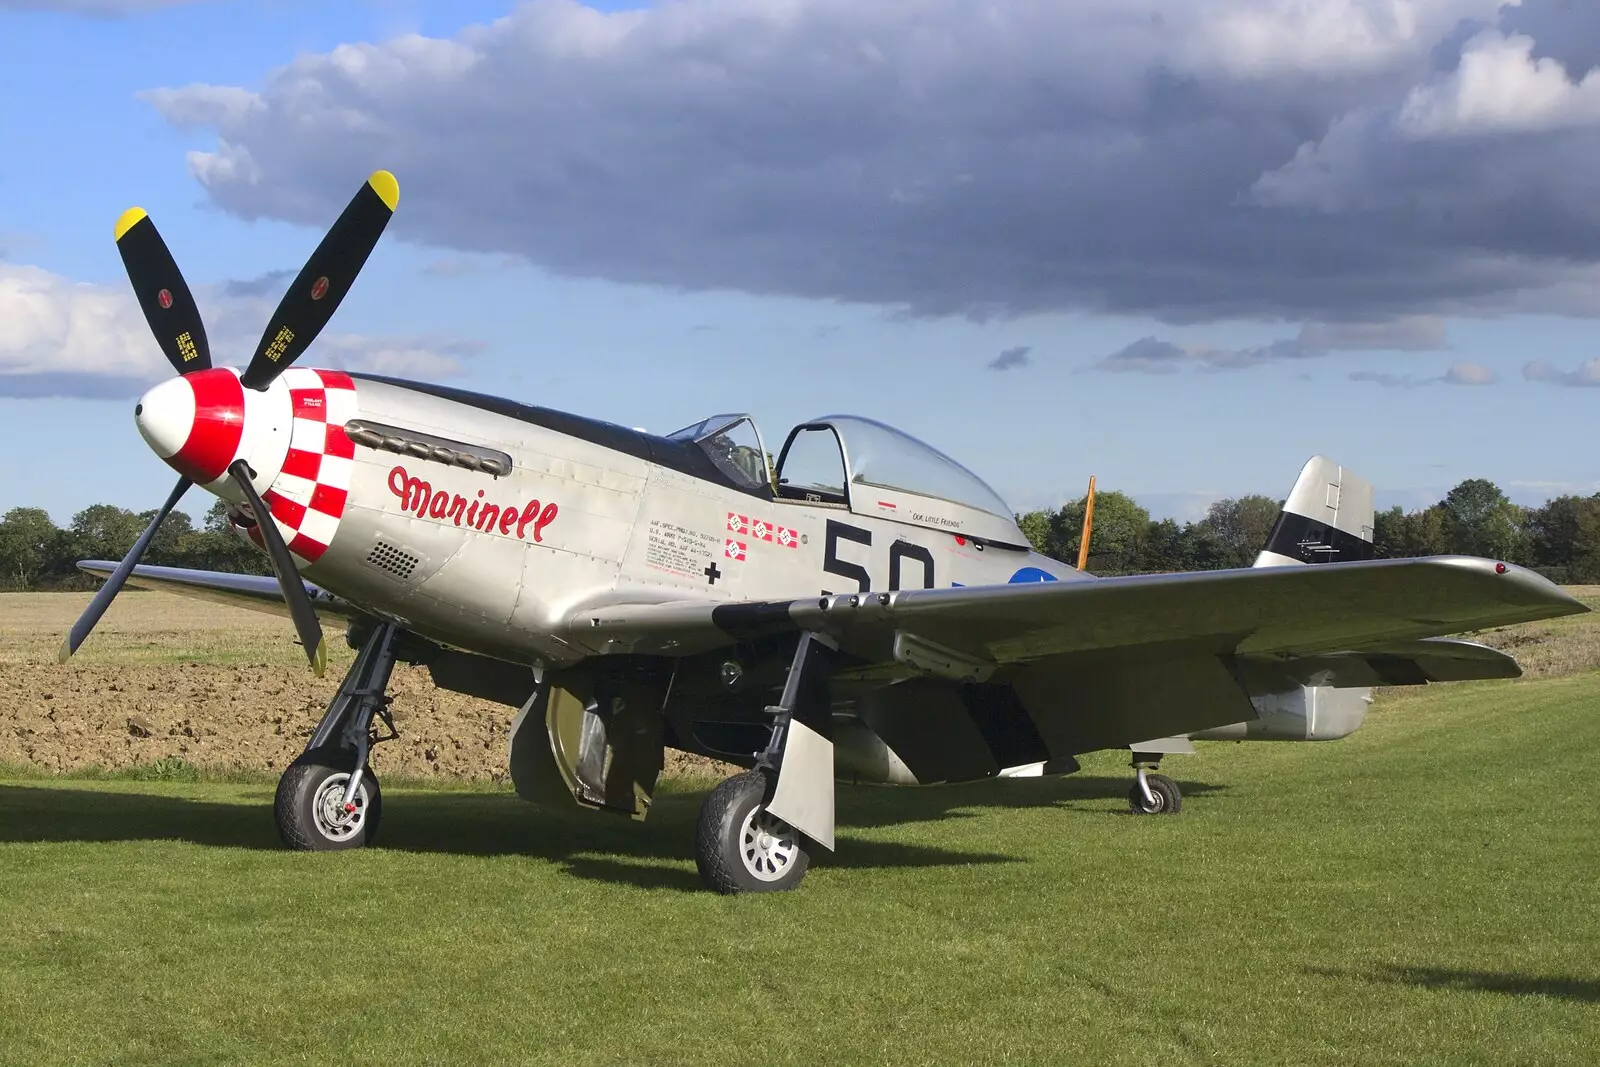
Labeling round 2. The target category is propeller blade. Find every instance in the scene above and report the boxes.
[239,170,400,390]
[58,475,192,663]
[114,207,212,374]
[227,460,328,676]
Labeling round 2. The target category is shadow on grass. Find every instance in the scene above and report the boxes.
[1311,965,1600,1004]
[0,772,1226,891]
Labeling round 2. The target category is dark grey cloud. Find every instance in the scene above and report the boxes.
[1095,337,1191,375]
[1094,316,1461,375]
[1523,358,1600,386]
[988,345,1033,371]
[221,268,295,298]
[140,1,1600,323]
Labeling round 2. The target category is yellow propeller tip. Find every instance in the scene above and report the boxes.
[366,170,399,211]
[310,639,328,678]
[57,637,74,664]
[114,206,148,242]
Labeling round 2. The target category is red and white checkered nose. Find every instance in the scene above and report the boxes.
[134,369,246,485]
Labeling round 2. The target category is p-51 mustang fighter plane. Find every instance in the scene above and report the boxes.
[64,170,1587,893]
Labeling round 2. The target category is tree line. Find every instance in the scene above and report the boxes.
[0,501,270,590]
[1020,477,1600,581]
[2,476,1597,590]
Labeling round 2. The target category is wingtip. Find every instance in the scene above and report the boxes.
[114,206,148,242]
[366,170,399,211]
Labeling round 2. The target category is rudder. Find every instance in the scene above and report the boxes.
[1254,455,1375,568]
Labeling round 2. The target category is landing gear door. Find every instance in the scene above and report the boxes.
[543,678,665,821]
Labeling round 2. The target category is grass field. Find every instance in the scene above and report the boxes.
[4,661,1600,1063]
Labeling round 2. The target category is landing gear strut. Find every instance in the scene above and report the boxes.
[1128,753,1182,815]
[694,632,838,893]
[275,621,401,850]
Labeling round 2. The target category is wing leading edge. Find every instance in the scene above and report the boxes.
[75,561,361,623]
[570,555,1584,663]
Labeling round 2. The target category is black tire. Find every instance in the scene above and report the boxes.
[1128,772,1182,815]
[694,771,809,894]
[274,746,383,850]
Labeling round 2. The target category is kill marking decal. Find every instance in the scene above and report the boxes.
[726,512,797,549]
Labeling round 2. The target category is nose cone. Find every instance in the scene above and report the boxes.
[135,368,246,485]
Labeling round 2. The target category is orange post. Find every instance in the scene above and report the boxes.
[1076,475,1096,571]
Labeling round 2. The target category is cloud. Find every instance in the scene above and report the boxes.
[987,345,1033,371]
[1348,361,1497,387]
[222,268,295,298]
[1091,317,1449,374]
[1443,360,1497,384]
[1523,358,1600,386]
[314,334,481,379]
[140,0,1600,324]
[1296,316,1449,351]
[0,262,482,399]
[0,264,169,398]
[1095,337,1192,375]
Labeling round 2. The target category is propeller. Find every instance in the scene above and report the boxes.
[240,171,399,390]
[115,207,212,374]
[57,475,192,663]
[60,170,399,671]
[228,460,328,677]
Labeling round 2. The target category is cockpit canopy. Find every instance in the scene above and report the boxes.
[665,414,773,492]
[667,412,1025,546]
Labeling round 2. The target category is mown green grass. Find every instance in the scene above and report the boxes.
[3,672,1598,1066]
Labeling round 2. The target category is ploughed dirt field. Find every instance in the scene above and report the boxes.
[3,587,1598,780]
[0,592,732,780]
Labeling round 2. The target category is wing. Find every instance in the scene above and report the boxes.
[570,555,1581,660]
[76,561,363,623]
[567,555,1585,752]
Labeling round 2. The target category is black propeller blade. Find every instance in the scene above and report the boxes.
[58,475,192,663]
[227,460,327,677]
[239,170,400,391]
[114,208,211,374]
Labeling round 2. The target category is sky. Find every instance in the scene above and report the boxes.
[2,0,1598,526]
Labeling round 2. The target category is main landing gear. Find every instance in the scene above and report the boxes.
[1128,753,1182,815]
[693,632,838,894]
[275,621,401,850]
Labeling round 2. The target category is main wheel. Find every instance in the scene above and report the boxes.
[275,747,383,850]
[694,771,809,894]
[1128,772,1181,815]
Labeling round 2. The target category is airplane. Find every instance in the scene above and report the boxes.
[60,169,1588,893]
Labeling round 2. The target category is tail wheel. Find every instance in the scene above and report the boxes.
[275,747,383,850]
[694,771,810,894]
[1128,772,1182,815]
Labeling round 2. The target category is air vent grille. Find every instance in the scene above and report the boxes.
[366,541,420,579]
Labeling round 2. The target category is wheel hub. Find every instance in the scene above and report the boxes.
[739,806,799,882]
[312,773,368,841]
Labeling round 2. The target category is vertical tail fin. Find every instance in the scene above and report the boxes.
[1254,455,1376,568]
